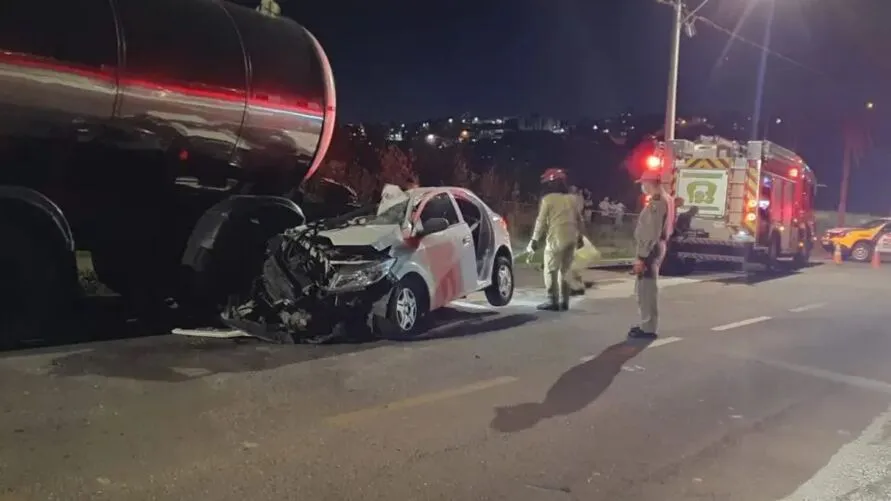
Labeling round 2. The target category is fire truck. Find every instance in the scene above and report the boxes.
[659,136,817,272]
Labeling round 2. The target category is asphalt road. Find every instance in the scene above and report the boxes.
[3,261,891,500]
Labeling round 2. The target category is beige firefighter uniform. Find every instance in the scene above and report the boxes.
[531,192,585,306]
[633,193,670,334]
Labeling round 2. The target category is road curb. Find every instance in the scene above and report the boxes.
[588,258,634,269]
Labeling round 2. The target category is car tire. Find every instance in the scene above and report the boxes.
[376,276,427,340]
[0,219,79,348]
[850,241,872,263]
[485,256,514,306]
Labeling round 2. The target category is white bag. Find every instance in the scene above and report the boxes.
[572,236,601,270]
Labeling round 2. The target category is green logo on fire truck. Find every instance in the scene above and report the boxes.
[686,180,717,205]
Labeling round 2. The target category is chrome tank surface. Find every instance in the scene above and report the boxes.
[0,0,336,195]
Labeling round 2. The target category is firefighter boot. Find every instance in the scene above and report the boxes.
[537,295,561,311]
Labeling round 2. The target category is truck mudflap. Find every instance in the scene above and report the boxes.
[670,236,753,264]
[220,224,396,344]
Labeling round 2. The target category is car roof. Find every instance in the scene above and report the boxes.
[407,186,475,197]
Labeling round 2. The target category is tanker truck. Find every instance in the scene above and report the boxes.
[0,0,341,345]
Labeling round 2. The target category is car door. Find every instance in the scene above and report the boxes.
[875,224,891,255]
[413,191,476,309]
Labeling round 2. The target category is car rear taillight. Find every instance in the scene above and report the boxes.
[497,215,509,234]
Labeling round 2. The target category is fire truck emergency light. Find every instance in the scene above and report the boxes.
[788,168,799,178]
[645,155,661,170]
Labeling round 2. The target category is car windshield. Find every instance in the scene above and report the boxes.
[856,219,888,229]
[363,199,409,226]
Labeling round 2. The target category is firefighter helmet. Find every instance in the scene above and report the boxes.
[540,167,568,184]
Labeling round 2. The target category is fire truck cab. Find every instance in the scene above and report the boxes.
[664,136,817,272]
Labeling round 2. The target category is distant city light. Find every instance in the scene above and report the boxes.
[867,101,875,109]
[448,118,454,124]
[775,118,782,124]
[425,134,436,144]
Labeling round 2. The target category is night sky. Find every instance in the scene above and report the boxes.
[280,0,890,123]
[266,0,890,213]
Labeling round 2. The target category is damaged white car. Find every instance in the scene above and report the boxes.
[221,185,515,343]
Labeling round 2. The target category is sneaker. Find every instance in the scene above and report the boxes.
[627,326,658,340]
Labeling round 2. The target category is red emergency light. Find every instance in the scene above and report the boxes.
[645,155,661,170]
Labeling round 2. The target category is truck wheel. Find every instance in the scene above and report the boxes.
[793,235,812,268]
[0,220,78,347]
[850,241,872,263]
[766,236,782,273]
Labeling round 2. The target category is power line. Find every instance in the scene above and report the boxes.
[682,5,823,76]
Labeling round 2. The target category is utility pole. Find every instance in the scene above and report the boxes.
[663,0,683,141]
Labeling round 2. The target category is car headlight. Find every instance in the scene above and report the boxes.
[326,258,396,293]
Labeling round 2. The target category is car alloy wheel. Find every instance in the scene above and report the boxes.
[497,263,512,299]
[851,243,870,262]
[394,287,418,332]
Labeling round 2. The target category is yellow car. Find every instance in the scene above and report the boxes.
[821,217,891,262]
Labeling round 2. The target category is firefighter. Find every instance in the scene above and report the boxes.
[629,169,673,339]
[527,168,585,311]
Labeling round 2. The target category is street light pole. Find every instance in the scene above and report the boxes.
[663,0,683,141]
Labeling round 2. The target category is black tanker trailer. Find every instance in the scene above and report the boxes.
[0,0,340,344]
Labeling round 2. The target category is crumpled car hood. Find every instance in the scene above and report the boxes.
[318,224,404,252]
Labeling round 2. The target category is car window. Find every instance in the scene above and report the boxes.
[420,193,459,226]
[857,219,888,229]
[455,196,482,223]
[366,200,408,226]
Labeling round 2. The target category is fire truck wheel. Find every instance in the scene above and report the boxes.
[793,234,812,268]
[766,236,781,272]
[850,241,873,263]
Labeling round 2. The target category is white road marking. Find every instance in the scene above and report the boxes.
[758,358,891,395]
[788,302,826,313]
[779,403,891,500]
[711,316,772,332]
[449,300,494,311]
[580,336,683,361]
[648,336,684,348]
[172,328,247,339]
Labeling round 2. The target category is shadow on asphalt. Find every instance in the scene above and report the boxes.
[43,307,535,382]
[490,339,651,433]
[414,309,538,342]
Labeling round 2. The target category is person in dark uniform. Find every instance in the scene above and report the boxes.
[675,203,699,234]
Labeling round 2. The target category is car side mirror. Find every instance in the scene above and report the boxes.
[415,217,449,237]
